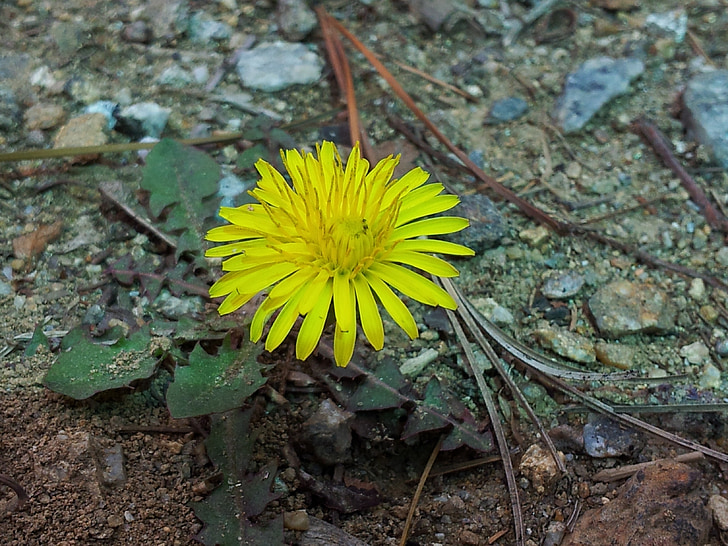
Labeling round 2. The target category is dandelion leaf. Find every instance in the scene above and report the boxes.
[166,336,266,418]
[346,358,409,411]
[193,408,283,546]
[43,326,158,400]
[140,138,220,262]
[25,324,49,356]
[401,377,492,452]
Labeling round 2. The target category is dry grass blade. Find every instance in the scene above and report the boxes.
[316,8,373,159]
[445,307,524,546]
[319,9,565,234]
[399,435,443,546]
[440,278,566,474]
[444,280,728,464]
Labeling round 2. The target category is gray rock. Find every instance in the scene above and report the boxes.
[682,70,728,169]
[142,0,189,38]
[444,193,505,252]
[552,56,644,133]
[156,64,194,87]
[299,399,353,465]
[236,41,323,92]
[645,9,687,43]
[89,437,127,487]
[188,11,231,44]
[120,102,171,138]
[716,338,728,357]
[709,494,728,531]
[486,97,528,124]
[588,280,676,338]
[583,415,642,458]
[542,270,585,299]
[277,0,318,41]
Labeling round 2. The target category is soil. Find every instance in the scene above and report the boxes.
[1,1,728,545]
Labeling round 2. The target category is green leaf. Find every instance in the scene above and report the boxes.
[346,359,409,411]
[166,336,266,418]
[140,138,221,262]
[193,409,283,546]
[25,324,49,356]
[401,377,492,452]
[43,327,159,399]
[236,143,267,170]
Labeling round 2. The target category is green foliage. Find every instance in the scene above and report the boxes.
[25,324,49,356]
[193,408,283,546]
[140,138,221,263]
[166,336,266,418]
[43,326,161,399]
[321,360,493,453]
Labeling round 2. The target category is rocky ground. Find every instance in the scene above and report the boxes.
[1,0,728,545]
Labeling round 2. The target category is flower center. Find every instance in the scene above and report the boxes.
[320,215,376,273]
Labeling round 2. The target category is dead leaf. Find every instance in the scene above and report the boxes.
[13,220,64,259]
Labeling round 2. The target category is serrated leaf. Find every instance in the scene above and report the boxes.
[346,359,409,411]
[140,138,221,261]
[43,326,158,399]
[166,336,266,418]
[401,377,492,452]
[193,409,283,546]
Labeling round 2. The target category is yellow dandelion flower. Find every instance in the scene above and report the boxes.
[205,141,474,366]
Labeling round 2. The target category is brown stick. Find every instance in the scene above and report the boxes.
[592,452,704,482]
[631,117,728,233]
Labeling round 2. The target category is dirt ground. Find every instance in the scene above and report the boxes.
[1,0,728,545]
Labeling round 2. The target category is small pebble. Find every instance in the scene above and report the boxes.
[594,340,635,370]
[486,96,528,124]
[519,225,550,247]
[277,0,317,41]
[709,495,728,531]
[699,305,718,323]
[284,510,310,531]
[679,340,709,365]
[716,338,728,357]
[699,363,721,390]
[542,270,585,299]
[122,20,153,43]
[236,41,323,92]
[583,415,642,458]
[518,443,564,493]
[565,161,582,179]
[399,347,439,376]
[533,324,596,364]
[23,102,65,130]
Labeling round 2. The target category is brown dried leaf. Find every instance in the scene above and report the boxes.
[13,220,63,259]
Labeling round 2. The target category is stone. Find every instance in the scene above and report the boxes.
[486,96,528,124]
[120,102,171,138]
[298,399,353,465]
[400,347,440,376]
[53,113,108,150]
[682,70,728,169]
[518,443,564,493]
[679,340,709,365]
[444,193,506,252]
[588,280,676,338]
[552,56,644,133]
[709,494,728,531]
[519,225,550,247]
[533,324,596,364]
[24,103,65,130]
[645,9,687,43]
[541,270,585,299]
[582,415,642,458]
[236,41,323,92]
[562,461,710,546]
[188,11,231,44]
[594,340,636,370]
[699,362,721,390]
[277,0,317,41]
[471,297,515,326]
[156,64,194,87]
[122,20,153,44]
[154,290,204,320]
[89,437,127,487]
[283,510,310,531]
